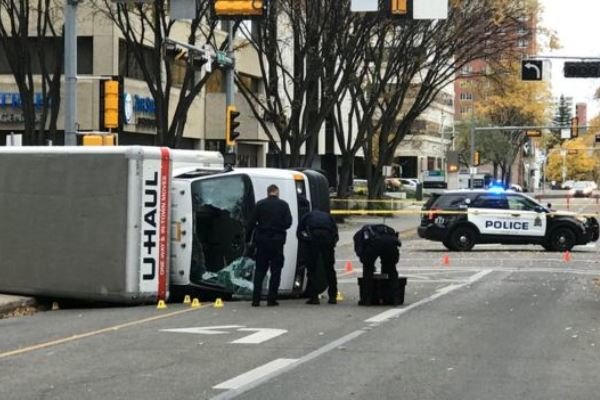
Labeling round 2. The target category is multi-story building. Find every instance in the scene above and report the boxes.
[0,5,272,166]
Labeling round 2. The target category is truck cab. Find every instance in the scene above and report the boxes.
[170,168,329,298]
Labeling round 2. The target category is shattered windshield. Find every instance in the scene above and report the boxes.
[189,174,255,295]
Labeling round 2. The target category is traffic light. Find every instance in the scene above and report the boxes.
[226,105,240,146]
[104,80,119,129]
[570,116,579,138]
[564,62,600,78]
[214,0,266,18]
[390,0,408,15]
[446,150,459,172]
[473,150,481,167]
[163,41,187,61]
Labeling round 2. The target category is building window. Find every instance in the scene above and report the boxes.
[238,74,262,94]
[119,40,154,82]
[427,157,436,171]
[461,64,473,75]
[460,92,473,101]
[517,39,528,48]
[0,37,92,75]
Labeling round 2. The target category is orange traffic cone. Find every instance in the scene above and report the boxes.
[345,261,353,273]
[442,254,450,266]
[563,250,571,263]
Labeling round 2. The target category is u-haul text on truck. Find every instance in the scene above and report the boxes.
[0,146,329,304]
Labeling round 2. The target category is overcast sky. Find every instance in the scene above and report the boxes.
[542,0,600,120]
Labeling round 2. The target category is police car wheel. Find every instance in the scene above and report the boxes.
[449,226,476,251]
[548,227,576,252]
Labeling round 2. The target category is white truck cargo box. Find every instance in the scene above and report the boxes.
[0,146,223,303]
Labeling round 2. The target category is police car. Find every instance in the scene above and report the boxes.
[417,189,599,251]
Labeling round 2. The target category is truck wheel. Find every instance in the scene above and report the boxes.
[449,226,476,251]
[548,227,576,252]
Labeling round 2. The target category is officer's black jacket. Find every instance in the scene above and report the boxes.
[353,224,401,258]
[297,210,338,243]
[253,195,292,244]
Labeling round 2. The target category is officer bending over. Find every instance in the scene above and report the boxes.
[353,224,402,305]
[297,209,339,305]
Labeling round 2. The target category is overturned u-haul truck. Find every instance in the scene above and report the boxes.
[0,146,329,304]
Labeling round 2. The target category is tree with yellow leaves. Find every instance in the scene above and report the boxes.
[545,120,600,182]
[471,60,553,184]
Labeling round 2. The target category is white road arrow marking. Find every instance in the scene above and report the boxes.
[231,328,288,344]
[160,325,244,335]
[524,62,541,79]
[160,325,288,344]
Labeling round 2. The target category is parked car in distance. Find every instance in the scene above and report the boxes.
[569,181,597,197]
[352,179,368,195]
[509,184,523,192]
[561,180,575,190]
[399,178,419,191]
[385,178,402,192]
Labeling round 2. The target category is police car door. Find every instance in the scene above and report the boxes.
[506,194,546,237]
[469,193,512,236]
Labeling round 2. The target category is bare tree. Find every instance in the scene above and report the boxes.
[0,0,62,145]
[97,0,222,147]
[236,0,372,167]
[356,0,536,198]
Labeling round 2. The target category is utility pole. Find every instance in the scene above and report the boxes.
[64,0,79,145]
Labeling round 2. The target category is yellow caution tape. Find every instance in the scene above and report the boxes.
[331,209,600,218]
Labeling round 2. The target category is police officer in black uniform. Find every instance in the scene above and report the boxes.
[251,184,292,307]
[297,209,339,305]
[353,224,402,305]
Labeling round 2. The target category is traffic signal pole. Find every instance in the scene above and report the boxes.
[64,0,79,145]
[225,23,236,158]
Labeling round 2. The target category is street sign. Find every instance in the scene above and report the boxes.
[351,0,378,11]
[521,60,543,81]
[560,128,571,140]
[216,51,233,67]
[525,129,542,138]
[564,61,600,78]
[413,0,448,20]
[170,0,197,20]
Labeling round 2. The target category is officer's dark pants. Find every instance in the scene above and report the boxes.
[305,240,337,300]
[253,242,285,304]
[361,239,400,305]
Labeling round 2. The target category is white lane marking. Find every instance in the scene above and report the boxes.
[160,325,243,335]
[365,269,492,324]
[337,278,465,284]
[231,328,288,344]
[210,270,493,399]
[210,330,365,399]
[213,359,298,390]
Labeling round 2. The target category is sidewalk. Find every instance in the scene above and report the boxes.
[0,294,37,318]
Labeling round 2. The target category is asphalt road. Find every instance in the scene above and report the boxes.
[1,197,600,400]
